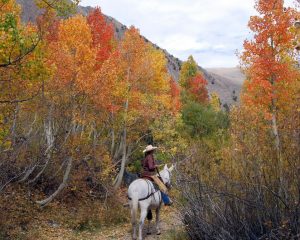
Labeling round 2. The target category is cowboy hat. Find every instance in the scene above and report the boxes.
[143,145,158,153]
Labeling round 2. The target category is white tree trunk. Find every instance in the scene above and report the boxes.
[271,112,280,154]
[114,67,131,189]
[114,98,128,189]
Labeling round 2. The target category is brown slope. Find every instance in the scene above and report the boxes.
[206,67,245,107]
[206,67,245,85]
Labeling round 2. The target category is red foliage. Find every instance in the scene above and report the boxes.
[87,7,115,69]
[170,77,181,112]
[37,10,60,43]
[241,0,299,112]
[188,74,209,104]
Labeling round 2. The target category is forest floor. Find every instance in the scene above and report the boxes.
[30,206,186,240]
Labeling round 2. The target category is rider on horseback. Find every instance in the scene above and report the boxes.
[141,145,173,206]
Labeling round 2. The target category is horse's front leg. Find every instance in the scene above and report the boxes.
[155,206,161,235]
[139,208,148,240]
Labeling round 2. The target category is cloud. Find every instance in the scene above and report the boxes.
[159,35,211,52]
[80,0,296,68]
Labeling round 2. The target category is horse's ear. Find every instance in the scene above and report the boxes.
[164,164,168,170]
[169,164,174,172]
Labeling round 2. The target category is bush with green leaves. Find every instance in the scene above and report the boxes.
[181,101,229,138]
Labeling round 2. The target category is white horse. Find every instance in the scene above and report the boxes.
[127,164,174,240]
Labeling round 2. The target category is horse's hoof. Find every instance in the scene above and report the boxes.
[157,231,161,235]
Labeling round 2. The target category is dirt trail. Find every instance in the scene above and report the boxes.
[35,206,184,240]
[83,207,183,240]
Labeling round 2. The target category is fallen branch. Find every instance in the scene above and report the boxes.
[36,157,72,207]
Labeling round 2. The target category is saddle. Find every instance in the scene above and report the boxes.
[141,175,160,192]
[140,175,167,193]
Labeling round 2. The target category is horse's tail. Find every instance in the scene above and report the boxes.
[131,192,139,224]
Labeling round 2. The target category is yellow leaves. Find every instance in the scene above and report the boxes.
[59,15,92,49]
[179,55,198,88]
[100,152,114,181]
[210,92,221,112]
[150,113,188,158]
[96,26,173,129]
[0,0,21,23]
[147,48,170,93]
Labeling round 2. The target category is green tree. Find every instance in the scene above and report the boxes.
[179,55,198,88]
[35,0,80,17]
[179,55,208,104]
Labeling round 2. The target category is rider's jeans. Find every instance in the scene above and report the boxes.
[161,191,171,205]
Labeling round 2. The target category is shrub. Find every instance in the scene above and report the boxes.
[181,102,229,138]
[177,173,300,240]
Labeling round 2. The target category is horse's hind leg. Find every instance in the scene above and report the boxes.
[131,208,137,240]
[146,219,151,235]
[146,210,152,235]
[138,208,148,240]
[155,207,161,235]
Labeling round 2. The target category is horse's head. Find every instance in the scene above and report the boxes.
[159,164,175,189]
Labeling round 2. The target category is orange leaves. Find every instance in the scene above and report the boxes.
[25,7,177,148]
[255,0,284,13]
[240,0,300,119]
[94,53,124,112]
[48,15,96,92]
[43,11,174,128]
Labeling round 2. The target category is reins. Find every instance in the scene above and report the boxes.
[156,166,163,180]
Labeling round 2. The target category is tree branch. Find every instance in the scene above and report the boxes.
[36,157,73,206]
[0,86,42,104]
[0,38,40,68]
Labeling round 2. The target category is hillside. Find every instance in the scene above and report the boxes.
[206,67,245,85]
[206,67,245,107]
[16,0,244,107]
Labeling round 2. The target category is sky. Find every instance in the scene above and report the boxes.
[80,0,296,68]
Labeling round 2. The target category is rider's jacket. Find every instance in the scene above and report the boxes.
[141,153,156,177]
